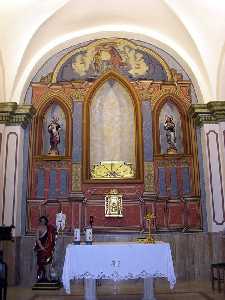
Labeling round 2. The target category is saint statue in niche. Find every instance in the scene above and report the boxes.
[164,115,177,154]
[48,117,61,155]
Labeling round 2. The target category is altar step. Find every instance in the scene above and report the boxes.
[32,280,61,290]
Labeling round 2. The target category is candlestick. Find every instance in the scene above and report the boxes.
[89,216,94,227]
[85,228,93,245]
[73,228,80,244]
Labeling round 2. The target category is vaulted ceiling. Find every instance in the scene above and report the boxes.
[1,0,225,103]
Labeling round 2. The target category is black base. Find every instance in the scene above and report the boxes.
[32,280,61,290]
[72,241,81,245]
[85,241,92,245]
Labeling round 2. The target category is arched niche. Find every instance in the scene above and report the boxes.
[153,95,190,155]
[32,97,72,158]
[159,101,183,154]
[83,71,144,182]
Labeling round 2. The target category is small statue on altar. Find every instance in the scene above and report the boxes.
[56,211,66,234]
[48,117,61,155]
[34,216,57,282]
[164,115,177,154]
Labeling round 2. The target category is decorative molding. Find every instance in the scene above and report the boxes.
[132,81,192,108]
[72,163,81,192]
[144,162,155,192]
[206,130,225,225]
[82,70,144,183]
[0,102,36,128]
[189,101,225,126]
[2,132,18,225]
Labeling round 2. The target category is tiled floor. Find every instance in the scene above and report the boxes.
[6,279,225,300]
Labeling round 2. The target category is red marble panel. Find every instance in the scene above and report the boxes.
[167,201,185,228]
[186,201,201,228]
[71,202,81,228]
[61,202,72,232]
[28,202,42,232]
[155,201,167,229]
[82,184,144,200]
[44,203,60,226]
[31,170,38,199]
[85,203,141,229]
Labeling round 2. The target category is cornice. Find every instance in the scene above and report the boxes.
[188,101,225,126]
[0,102,36,128]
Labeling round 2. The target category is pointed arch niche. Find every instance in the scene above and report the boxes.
[83,71,144,183]
[153,95,191,155]
[32,95,72,158]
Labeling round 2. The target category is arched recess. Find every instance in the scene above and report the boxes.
[32,95,72,158]
[83,70,144,183]
[153,94,191,156]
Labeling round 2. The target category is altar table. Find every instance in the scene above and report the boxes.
[62,242,176,300]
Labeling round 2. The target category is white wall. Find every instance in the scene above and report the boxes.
[0,1,225,104]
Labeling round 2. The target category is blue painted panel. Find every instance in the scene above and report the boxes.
[182,167,191,195]
[171,167,178,197]
[61,169,68,195]
[142,101,153,161]
[158,167,166,196]
[36,168,45,198]
[48,169,56,198]
[72,102,83,162]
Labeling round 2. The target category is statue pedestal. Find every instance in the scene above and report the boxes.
[32,280,61,290]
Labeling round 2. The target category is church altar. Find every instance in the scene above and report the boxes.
[62,242,176,300]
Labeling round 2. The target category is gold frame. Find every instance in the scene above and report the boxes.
[105,189,123,218]
[82,70,144,183]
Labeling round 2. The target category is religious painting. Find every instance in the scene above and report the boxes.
[55,39,168,82]
[42,103,66,156]
[159,101,183,154]
[89,79,136,178]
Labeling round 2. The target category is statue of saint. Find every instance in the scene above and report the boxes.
[48,117,61,155]
[34,216,57,282]
[55,211,66,233]
[164,115,177,153]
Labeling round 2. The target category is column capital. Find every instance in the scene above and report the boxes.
[188,101,225,126]
[0,102,36,128]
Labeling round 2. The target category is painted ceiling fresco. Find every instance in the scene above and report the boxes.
[52,39,170,82]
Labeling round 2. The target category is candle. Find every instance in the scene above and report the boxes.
[74,228,80,242]
[89,216,94,227]
[85,228,93,242]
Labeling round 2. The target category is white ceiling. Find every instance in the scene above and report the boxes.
[1,0,225,103]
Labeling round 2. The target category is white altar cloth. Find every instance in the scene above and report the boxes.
[62,242,176,294]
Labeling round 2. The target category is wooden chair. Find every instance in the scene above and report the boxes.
[211,263,225,293]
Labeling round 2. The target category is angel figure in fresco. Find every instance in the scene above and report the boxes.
[48,117,61,155]
[164,115,177,153]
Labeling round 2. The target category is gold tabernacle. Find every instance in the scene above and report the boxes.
[91,161,135,179]
[105,189,123,217]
